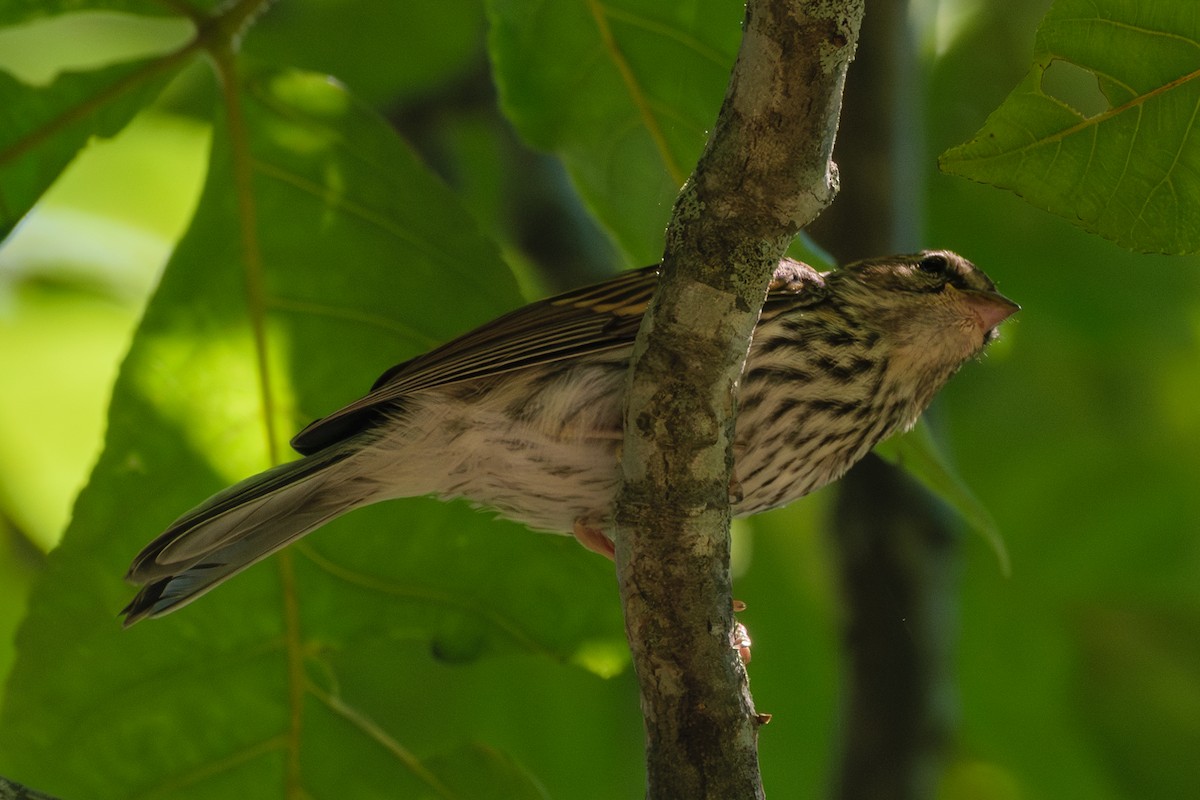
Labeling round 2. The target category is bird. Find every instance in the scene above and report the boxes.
[121,250,1017,625]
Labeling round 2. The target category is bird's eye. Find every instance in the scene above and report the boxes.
[917,254,948,275]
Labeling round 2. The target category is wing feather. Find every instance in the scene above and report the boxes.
[291,260,827,454]
[291,266,658,453]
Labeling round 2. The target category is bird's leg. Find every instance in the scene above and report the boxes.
[572,518,615,559]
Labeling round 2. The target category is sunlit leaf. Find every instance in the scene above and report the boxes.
[939,0,1200,254]
[0,1,199,26]
[0,57,187,235]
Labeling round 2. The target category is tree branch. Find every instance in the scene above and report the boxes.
[0,775,59,800]
[613,1,863,796]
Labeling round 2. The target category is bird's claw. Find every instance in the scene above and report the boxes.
[572,519,615,560]
[732,598,751,663]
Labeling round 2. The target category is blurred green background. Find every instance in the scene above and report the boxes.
[1,0,1198,798]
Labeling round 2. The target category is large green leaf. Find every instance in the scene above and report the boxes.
[939,0,1200,254]
[487,0,743,264]
[0,67,630,799]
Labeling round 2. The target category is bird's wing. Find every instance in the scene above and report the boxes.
[291,260,828,454]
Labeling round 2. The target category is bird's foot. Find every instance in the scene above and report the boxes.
[572,518,615,560]
[732,599,751,663]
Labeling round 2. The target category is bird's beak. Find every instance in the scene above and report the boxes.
[960,288,1020,332]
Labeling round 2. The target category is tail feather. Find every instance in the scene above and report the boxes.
[122,445,372,625]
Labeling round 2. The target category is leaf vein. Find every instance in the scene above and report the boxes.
[585,0,686,184]
[295,542,554,656]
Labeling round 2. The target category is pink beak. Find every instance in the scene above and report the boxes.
[962,289,1020,332]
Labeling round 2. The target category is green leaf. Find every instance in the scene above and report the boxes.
[0,5,211,238]
[874,419,1009,575]
[939,0,1200,254]
[486,0,743,264]
[0,56,187,236]
[0,1,200,25]
[426,744,552,800]
[0,67,626,799]
[245,0,486,108]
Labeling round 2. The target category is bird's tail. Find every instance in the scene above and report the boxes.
[121,443,375,626]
